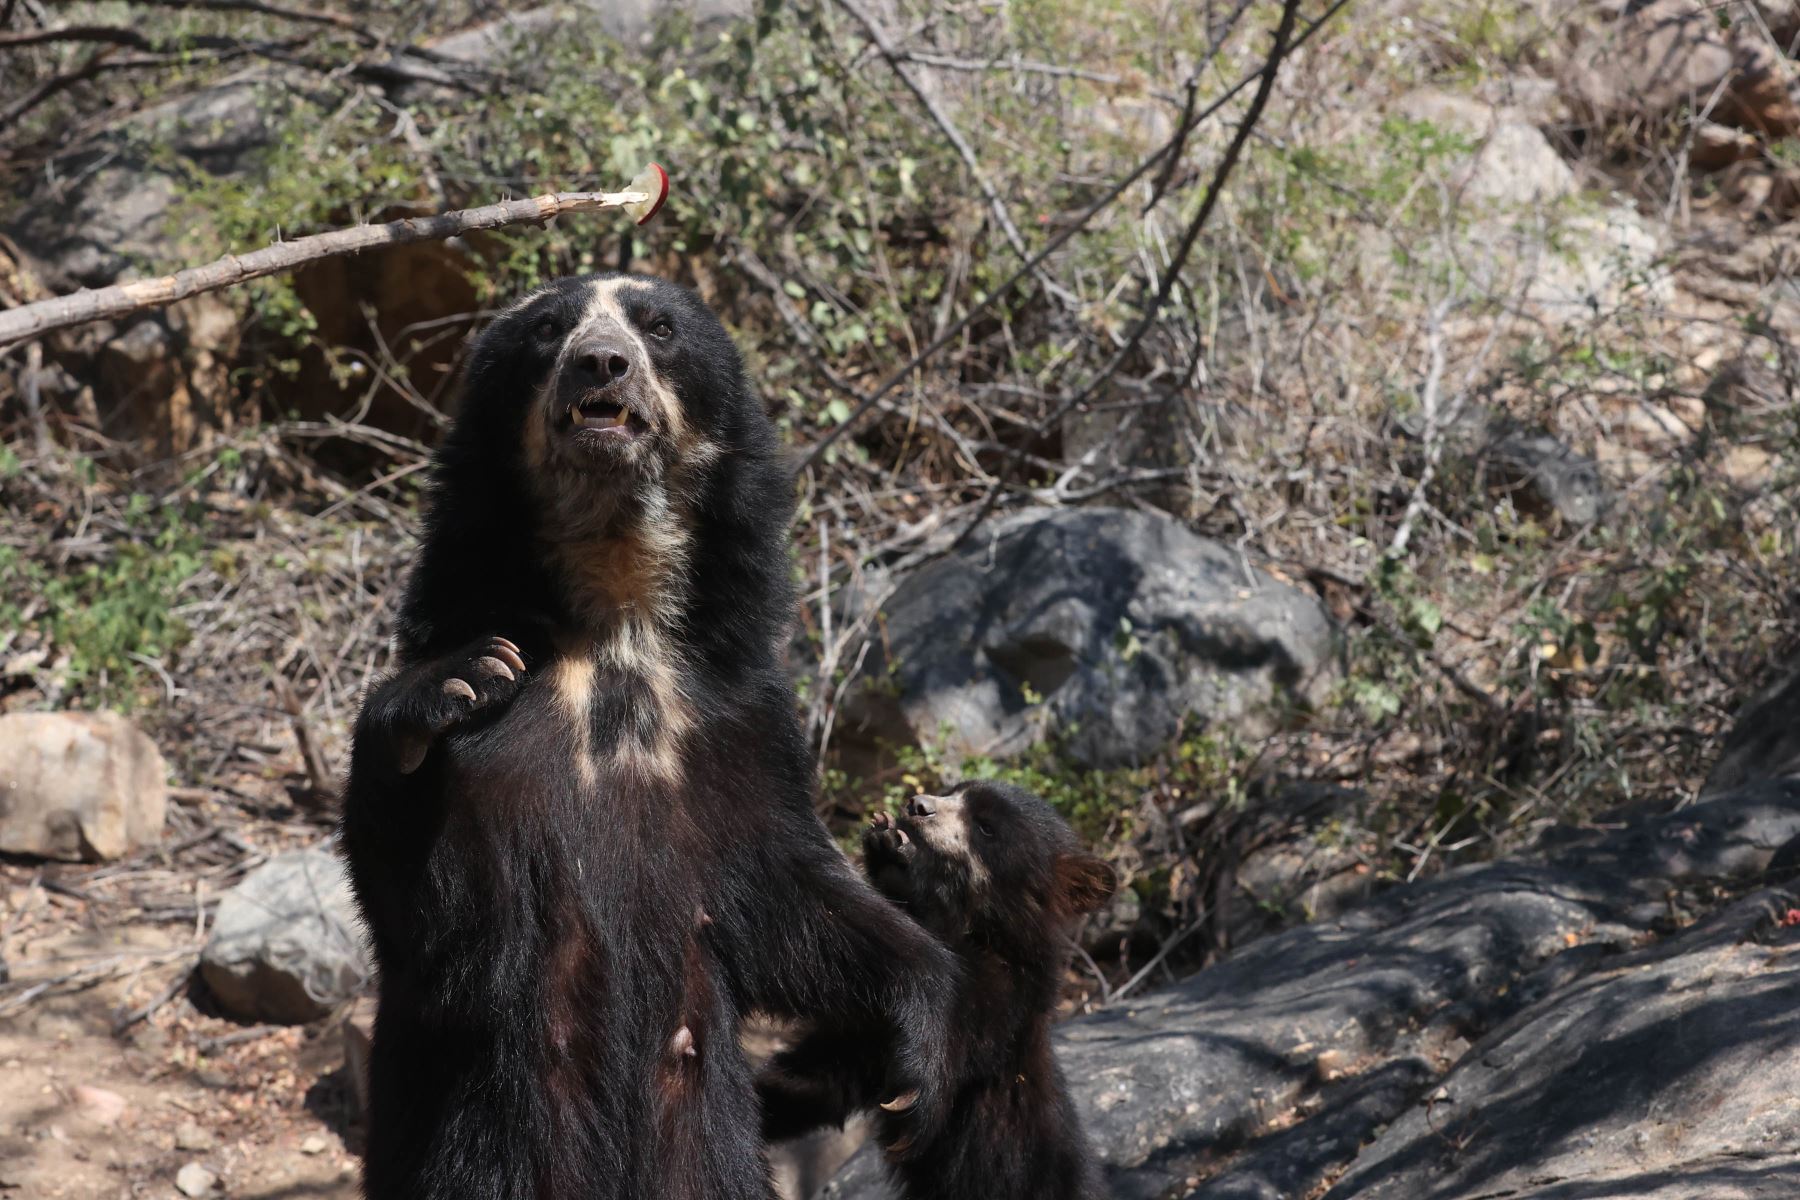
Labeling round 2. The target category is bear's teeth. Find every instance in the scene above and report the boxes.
[569,405,629,430]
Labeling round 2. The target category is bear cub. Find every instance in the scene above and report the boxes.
[760,779,1116,1200]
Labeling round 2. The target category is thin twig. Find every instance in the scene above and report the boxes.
[796,0,1349,472]
[1110,908,1209,1004]
[0,182,655,349]
[831,0,1039,270]
[1043,0,1307,432]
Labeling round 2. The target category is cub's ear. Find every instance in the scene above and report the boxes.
[1055,853,1117,915]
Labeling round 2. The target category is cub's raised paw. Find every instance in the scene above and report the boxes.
[386,636,528,774]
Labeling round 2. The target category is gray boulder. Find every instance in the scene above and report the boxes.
[200,845,370,1024]
[838,507,1336,769]
[1480,430,1608,526]
[0,711,167,861]
[823,781,1800,1200]
[1704,664,1800,798]
[1324,884,1800,1200]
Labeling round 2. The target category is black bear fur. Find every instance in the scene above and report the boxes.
[340,273,956,1200]
[759,779,1116,1200]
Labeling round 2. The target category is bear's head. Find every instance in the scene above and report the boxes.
[452,273,762,531]
[400,273,791,660]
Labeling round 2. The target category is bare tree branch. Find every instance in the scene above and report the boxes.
[795,0,1350,473]
[0,24,154,48]
[0,183,657,350]
[44,0,367,36]
[1041,0,1308,431]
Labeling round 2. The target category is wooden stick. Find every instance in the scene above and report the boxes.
[0,186,651,351]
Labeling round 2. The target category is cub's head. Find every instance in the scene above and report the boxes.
[864,780,1116,947]
[451,273,767,530]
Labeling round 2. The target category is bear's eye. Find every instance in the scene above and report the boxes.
[648,317,674,340]
[975,819,995,839]
[533,318,562,343]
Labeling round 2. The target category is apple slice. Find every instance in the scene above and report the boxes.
[625,163,670,225]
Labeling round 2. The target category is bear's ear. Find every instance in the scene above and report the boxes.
[1055,853,1117,915]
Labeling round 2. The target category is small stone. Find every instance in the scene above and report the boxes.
[173,1120,215,1152]
[71,1084,127,1127]
[0,711,168,861]
[300,1134,328,1155]
[175,1162,217,1197]
[199,845,372,1023]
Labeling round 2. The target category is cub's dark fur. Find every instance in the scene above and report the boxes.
[760,780,1116,1200]
[340,274,955,1200]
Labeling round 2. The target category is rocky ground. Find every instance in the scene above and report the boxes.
[5,0,1800,1197]
[824,672,1800,1199]
[4,577,1799,1200]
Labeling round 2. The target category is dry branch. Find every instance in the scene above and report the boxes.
[794,0,1351,472]
[62,0,373,37]
[1042,0,1308,430]
[0,184,656,351]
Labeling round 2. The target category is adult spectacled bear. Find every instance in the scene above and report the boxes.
[340,273,956,1200]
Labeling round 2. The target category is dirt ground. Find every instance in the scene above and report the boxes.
[0,845,869,1200]
[1,793,364,1200]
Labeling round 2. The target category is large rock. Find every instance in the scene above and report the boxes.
[1326,886,1800,1199]
[200,845,371,1024]
[0,711,167,861]
[839,508,1336,770]
[824,782,1800,1200]
[1704,663,1800,797]
[1356,91,1668,328]
[1562,0,1736,127]
[1393,91,1574,206]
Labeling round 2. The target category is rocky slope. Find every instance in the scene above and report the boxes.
[823,669,1800,1199]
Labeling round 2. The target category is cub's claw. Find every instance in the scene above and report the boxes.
[488,642,526,674]
[472,656,515,682]
[443,678,478,702]
[878,1089,918,1113]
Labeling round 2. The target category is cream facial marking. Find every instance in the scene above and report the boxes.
[521,278,710,788]
[571,278,685,440]
[907,792,989,885]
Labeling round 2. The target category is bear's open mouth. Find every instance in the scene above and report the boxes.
[565,397,649,439]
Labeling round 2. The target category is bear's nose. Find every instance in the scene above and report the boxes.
[569,338,632,386]
[906,795,935,818]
